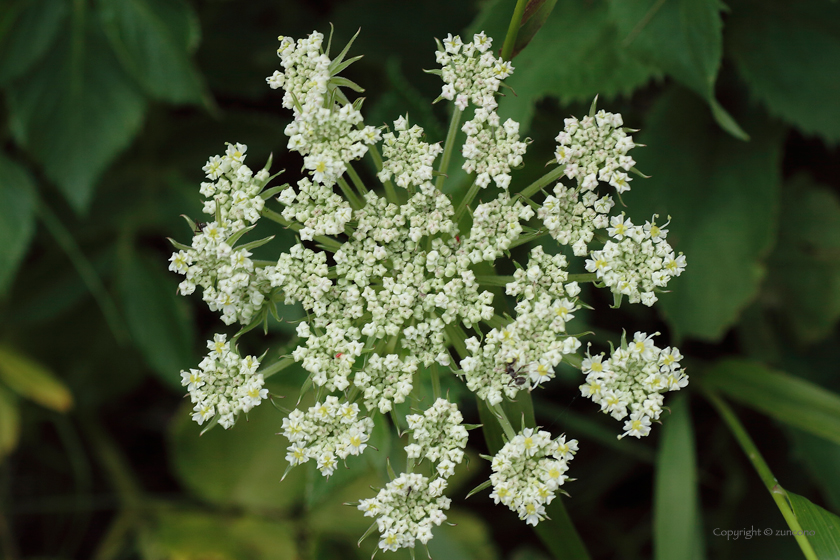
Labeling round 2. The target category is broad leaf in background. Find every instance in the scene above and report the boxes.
[764,175,840,344]
[472,0,657,132]
[607,0,748,140]
[0,155,36,295]
[118,250,195,389]
[785,490,840,559]
[0,345,73,412]
[629,89,782,341]
[653,395,705,560]
[98,0,206,105]
[727,0,840,143]
[0,0,68,85]
[702,359,840,445]
[169,387,306,511]
[787,428,840,513]
[140,508,297,560]
[5,24,146,212]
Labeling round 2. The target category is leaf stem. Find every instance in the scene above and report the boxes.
[501,0,529,61]
[38,201,127,344]
[337,176,363,210]
[519,165,565,199]
[346,163,368,197]
[705,390,819,560]
[489,402,516,440]
[475,275,514,287]
[435,108,463,190]
[368,144,399,204]
[453,180,480,222]
[430,363,442,400]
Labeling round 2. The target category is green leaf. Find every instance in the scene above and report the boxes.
[0,155,37,295]
[702,359,840,445]
[607,0,747,139]
[426,509,500,560]
[764,175,840,344]
[141,508,297,560]
[787,428,840,513]
[0,345,73,412]
[118,250,195,390]
[0,385,21,461]
[97,0,206,104]
[511,0,558,59]
[168,386,307,511]
[653,395,705,560]
[628,89,782,341]
[472,0,657,133]
[5,24,146,212]
[785,490,840,559]
[726,0,840,143]
[0,0,69,85]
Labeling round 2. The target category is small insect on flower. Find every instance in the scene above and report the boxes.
[193,222,208,234]
[504,358,528,388]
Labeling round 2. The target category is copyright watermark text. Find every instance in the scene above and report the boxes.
[713,527,816,540]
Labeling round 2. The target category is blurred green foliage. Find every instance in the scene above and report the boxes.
[2,0,840,558]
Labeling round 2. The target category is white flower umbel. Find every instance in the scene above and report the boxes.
[538,182,615,257]
[405,399,469,479]
[200,143,269,228]
[461,193,535,263]
[268,31,381,186]
[579,332,688,439]
[460,294,581,405]
[181,334,267,429]
[436,32,513,111]
[461,108,527,189]
[378,116,443,188]
[281,396,375,476]
[555,110,636,193]
[585,214,686,306]
[358,472,452,551]
[354,353,418,414]
[489,429,578,526]
[277,177,353,240]
[506,245,579,301]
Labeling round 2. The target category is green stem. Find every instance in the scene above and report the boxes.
[259,356,296,379]
[489,402,516,440]
[475,275,514,287]
[430,363,442,400]
[706,391,819,560]
[337,176,363,210]
[500,0,529,61]
[508,229,550,249]
[443,323,468,360]
[368,144,399,204]
[519,165,566,199]
[346,163,368,197]
[261,208,343,251]
[453,180,480,222]
[567,273,597,283]
[38,202,128,344]
[435,108,463,190]
[483,314,509,330]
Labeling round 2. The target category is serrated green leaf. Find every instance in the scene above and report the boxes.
[0,345,73,412]
[5,24,146,212]
[702,359,840,445]
[607,0,745,138]
[118,250,195,390]
[485,0,658,132]
[0,155,37,294]
[765,175,840,344]
[97,0,206,104]
[168,388,306,511]
[726,0,840,143]
[0,0,68,85]
[785,490,840,559]
[628,89,782,340]
[653,395,705,560]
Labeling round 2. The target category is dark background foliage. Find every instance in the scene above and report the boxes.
[1,0,840,559]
